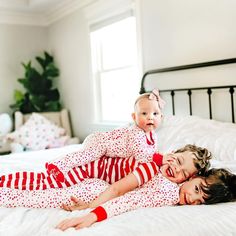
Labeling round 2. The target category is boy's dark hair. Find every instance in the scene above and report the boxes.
[174,144,212,175]
[202,168,236,204]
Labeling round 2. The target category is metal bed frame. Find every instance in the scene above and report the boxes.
[140,58,236,123]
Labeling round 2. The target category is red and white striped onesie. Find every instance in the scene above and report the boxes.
[46,125,158,182]
[0,154,163,191]
[0,172,180,220]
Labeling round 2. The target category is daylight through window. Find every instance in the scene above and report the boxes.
[90,14,140,122]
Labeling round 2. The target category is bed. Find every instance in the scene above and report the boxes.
[1,58,236,236]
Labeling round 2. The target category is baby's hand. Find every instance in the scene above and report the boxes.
[62,196,89,211]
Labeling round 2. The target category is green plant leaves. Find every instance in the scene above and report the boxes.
[46,101,61,111]
[14,90,24,102]
[44,62,60,78]
[46,88,60,101]
[10,51,62,113]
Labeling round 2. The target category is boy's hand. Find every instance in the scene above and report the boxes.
[56,213,97,231]
[62,196,89,211]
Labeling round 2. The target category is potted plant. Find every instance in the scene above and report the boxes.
[10,51,62,113]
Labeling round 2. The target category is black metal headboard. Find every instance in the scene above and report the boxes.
[140,58,236,123]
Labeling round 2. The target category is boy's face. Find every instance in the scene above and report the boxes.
[132,98,162,133]
[179,177,207,205]
[160,151,198,183]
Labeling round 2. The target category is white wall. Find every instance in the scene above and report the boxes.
[48,9,94,139]
[141,0,236,70]
[140,0,236,88]
[0,24,48,114]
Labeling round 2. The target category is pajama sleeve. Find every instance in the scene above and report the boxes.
[132,161,160,186]
[91,176,180,221]
[131,153,163,186]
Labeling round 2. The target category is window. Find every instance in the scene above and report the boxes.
[90,13,140,123]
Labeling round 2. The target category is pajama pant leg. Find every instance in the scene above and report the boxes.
[0,172,48,190]
[46,132,108,177]
[0,179,109,208]
[0,154,131,191]
[0,166,89,190]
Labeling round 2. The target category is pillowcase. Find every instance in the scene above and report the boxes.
[156,115,236,161]
[0,113,13,136]
[6,113,69,151]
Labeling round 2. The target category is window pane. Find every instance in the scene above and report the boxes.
[90,14,140,123]
[91,16,137,70]
[100,67,139,122]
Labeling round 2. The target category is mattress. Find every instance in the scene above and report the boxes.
[0,115,236,236]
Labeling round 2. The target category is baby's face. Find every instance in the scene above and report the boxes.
[133,98,162,133]
[160,151,198,183]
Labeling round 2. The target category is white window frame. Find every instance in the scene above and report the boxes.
[85,0,143,127]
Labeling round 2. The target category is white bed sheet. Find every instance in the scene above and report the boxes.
[0,144,236,236]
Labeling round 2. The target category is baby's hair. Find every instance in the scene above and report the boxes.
[134,93,157,110]
[134,93,151,105]
[174,144,212,175]
[134,89,165,111]
[201,168,236,204]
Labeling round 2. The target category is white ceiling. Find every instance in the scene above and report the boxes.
[0,0,66,13]
[0,0,96,25]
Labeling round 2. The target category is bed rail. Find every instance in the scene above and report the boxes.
[140,58,236,123]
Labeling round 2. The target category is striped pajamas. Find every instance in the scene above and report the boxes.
[46,125,158,181]
[0,155,160,190]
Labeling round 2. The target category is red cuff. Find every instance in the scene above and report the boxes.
[152,153,163,166]
[91,206,107,222]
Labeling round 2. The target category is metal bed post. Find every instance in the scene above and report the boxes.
[187,89,192,115]
[207,88,212,119]
[170,91,175,115]
[229,87,235,123]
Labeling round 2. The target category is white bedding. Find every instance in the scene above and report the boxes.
[157,115,236,161]
[0,116,236,236]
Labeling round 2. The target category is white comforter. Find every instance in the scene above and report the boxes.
[1,201,236,236]
[0,122,236,236]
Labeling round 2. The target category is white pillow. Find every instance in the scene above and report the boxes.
[156,115,236,161]
[6,113,68,151]
[0,113,13,136]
